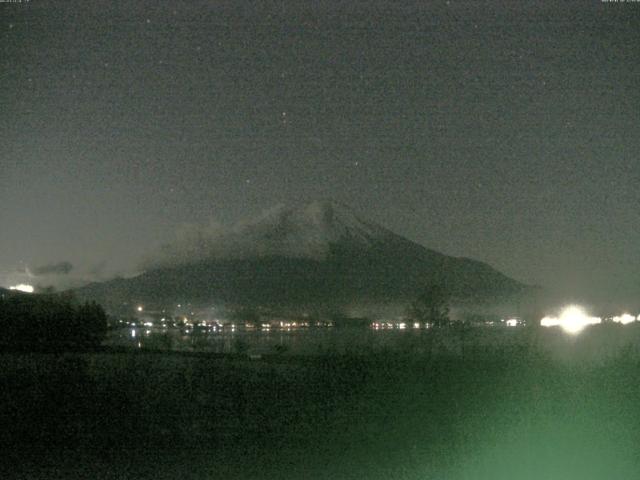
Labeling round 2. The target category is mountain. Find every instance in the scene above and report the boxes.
[75,201,531,312]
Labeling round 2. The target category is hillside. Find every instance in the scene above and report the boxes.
[76,201,530,311]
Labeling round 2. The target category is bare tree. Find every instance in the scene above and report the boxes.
[408,284,451,328]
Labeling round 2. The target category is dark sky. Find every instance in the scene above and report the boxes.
[1,1,639,303]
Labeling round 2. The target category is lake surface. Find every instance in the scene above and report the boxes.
[105,323,640,362]
[107,325,444,355]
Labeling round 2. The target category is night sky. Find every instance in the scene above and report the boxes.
[1,1,639,304]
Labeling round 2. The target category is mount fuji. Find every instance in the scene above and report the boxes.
[75,201,530,311]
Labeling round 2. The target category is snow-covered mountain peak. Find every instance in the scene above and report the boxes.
[241,200,393,247]
[308,200,393,243]
[148,201,397,268]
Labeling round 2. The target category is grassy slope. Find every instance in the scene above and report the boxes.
[1,336,640,479]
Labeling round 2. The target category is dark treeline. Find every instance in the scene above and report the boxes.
[0,292,107,351]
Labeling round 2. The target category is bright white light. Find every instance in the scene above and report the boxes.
[560,307,592,334]
[137,306,143,312]
[9,284,34,293]
[540,316,561,328]
[541,306,601,334]
[612,313,636,325]
[505,318,518,327]
[540,317,560,327]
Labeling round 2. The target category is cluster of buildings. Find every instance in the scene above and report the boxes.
[109,301,640,337]
[110,303,336,333]
[113,302,528,334]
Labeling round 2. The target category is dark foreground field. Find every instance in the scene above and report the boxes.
[2,331,640,479]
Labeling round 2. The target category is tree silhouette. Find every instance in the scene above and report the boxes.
[408,284,451,327]
[0,293,108,350]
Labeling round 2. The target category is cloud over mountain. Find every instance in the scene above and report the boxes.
[142,201,394,270]
[32,261,74,276]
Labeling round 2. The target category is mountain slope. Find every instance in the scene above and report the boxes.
[76,201,529,310]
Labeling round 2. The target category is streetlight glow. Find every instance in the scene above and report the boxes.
[541,306,601,334]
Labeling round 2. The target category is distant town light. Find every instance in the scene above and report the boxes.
[9,284,34,293]
[540,317,559,328]
[137,306,143,312]
[612,313,636,325]
[505,318,518,327]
